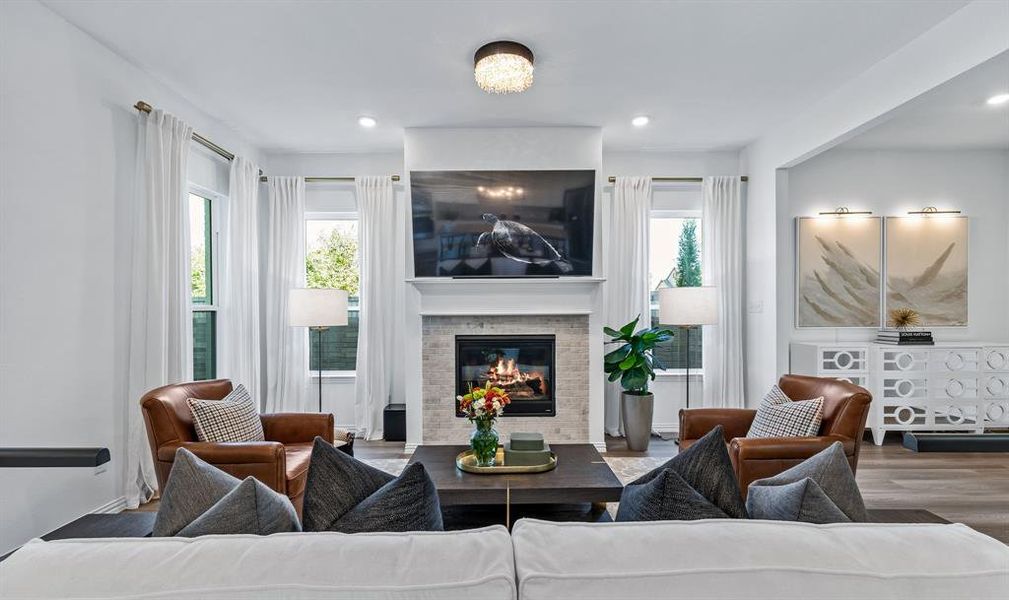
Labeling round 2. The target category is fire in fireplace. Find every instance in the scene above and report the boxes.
[456,335,556,417]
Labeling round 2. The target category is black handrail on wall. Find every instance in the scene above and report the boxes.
[0,448,110,468]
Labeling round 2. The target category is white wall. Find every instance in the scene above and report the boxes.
[259,152,404,429]
[740,1,1009,405]
[781,149,1009,360]
[0,0,259,554]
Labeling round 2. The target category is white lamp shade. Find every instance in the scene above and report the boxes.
[289,288,348,327]
[658,286,718,326]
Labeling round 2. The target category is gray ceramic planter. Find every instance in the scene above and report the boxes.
[621,391,654,451]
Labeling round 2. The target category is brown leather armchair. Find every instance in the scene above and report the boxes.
[140,379,353,514]
[678,374,871,497]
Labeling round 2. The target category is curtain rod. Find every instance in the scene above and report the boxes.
[134,101,242,163]
[258,175,401,183]
[606,175,748,183]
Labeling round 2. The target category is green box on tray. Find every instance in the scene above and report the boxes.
[510,432,544,451]
[504,442,551,466]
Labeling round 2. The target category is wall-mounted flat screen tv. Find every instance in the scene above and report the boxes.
[410,170,595,277]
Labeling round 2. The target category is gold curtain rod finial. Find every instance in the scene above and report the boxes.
[134,101,153,113]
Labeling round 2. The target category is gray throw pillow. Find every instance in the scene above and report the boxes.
[302,437,443,533]
[746,441,868,523]
[616,426,747,521]
[153,448,300,537]
[177,477,301,537]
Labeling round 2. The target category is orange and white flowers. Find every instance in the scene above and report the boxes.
[457,380,512,422]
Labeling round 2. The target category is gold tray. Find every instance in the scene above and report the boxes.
[456,446,557,474]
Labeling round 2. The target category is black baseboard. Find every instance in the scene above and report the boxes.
[902,432,1009,452]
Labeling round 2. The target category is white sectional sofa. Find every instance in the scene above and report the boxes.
[511,519,1009,600]
[2,519,1006,599]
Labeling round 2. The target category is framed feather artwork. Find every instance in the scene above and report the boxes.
[884,216,968,327]
[796,216,882,328]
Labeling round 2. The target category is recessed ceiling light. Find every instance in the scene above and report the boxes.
[986,93,1009,106]
[357,116,377,128]
[631,115,650,127]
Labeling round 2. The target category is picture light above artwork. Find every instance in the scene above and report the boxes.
[818,207,873,216]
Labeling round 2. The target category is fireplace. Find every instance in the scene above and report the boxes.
[455,335,556,417]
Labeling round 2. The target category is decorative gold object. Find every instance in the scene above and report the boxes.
[889,307,922,329]
[456,446,556,474]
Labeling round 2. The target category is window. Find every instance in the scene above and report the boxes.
[649,214,702,370]
[189,190,219,380]
[305,216,360,372]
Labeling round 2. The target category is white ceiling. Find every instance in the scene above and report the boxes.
[841,51,1009,150]
[43,0,969,154]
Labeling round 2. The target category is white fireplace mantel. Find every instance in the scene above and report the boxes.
[407,277,606,316]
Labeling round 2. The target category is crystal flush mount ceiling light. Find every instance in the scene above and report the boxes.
[474,41,534,94]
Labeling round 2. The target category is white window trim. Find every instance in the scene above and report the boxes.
[312,371,357,381]
[650,209,703,375]
[305,211,360,377]
[651,208,701,219]
[654,368,704,379]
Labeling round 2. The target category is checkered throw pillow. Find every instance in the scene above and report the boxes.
[746,385,824,438]
[187,384,265,443]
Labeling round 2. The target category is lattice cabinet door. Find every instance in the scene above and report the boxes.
[981,347,1009,428]
[819,347,869,374]
[930,348,982,373]
[789,344,870,389]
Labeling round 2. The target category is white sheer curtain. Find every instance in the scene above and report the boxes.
[355,176,396,439]
[702,176,745,408]
[124,109,193,507]
[264,176,308,413]
[218,157,262,402]
[604,176,652,436]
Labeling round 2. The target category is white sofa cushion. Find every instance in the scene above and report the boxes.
[0,526,516,600]
[511,518,1009,600]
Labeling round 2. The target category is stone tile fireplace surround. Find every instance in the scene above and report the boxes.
[422,315,590,444]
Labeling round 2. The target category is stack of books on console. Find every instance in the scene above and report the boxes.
[876,330,934,345]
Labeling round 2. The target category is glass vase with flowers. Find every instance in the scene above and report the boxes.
[457,381,511,467]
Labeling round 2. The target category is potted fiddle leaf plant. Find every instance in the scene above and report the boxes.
[603,315,674,451]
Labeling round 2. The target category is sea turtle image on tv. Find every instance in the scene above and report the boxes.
[475,213,573,273]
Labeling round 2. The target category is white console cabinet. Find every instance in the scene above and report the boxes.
[790,342,1009,445]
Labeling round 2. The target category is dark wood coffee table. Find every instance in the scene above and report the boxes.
[409,444,623,527]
